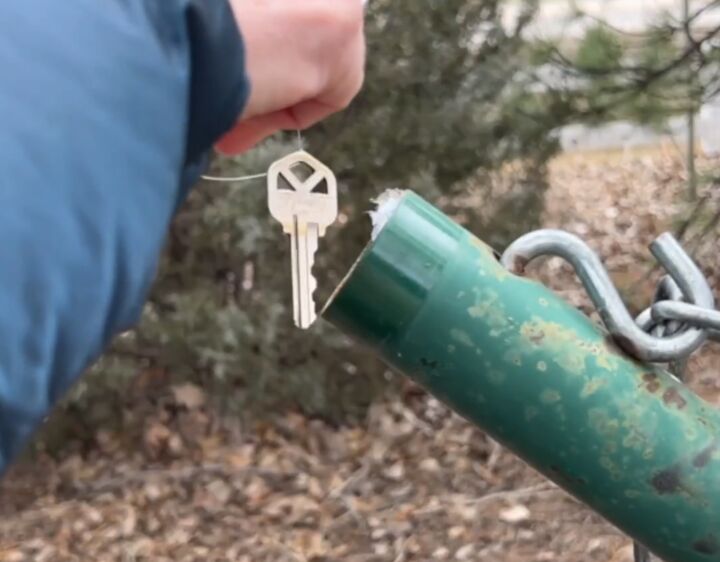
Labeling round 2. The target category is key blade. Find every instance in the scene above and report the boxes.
[292,219,319,329]
[289,222,300,324]
[307,225,319,298]
[267,150,337,330]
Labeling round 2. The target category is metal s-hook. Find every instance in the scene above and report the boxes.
[635,275,684,334]
[500,230,714,363]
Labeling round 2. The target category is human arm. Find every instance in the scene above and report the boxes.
[0,0,364,473]
[218,0,366,153]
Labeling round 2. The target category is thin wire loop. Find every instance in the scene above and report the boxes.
[201,172,268,183]
[200,129,305,184]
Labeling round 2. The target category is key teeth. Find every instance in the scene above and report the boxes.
[308,273,318,322]
[309,253,318,303]
[309,259,319,327]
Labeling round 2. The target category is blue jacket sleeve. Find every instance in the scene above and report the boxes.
[0,0,250,472]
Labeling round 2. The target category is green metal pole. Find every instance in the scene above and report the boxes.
[323,191,720,562]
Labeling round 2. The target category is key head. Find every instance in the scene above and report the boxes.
[268,151,338,232]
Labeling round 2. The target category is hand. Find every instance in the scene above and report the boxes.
[217,0,366,155]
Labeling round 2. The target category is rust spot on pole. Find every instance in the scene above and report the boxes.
[642,372,661,394]
[693,534,720,555]
[420,357,439,369]
[651,466,682,494]
[529,331,546,345]
[663,388,688,410]
[509,254,530,276]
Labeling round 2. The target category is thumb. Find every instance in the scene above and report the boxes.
[215,100,335,155]
[215,111,296,155]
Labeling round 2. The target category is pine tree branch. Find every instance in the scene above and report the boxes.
[541,22,720,123]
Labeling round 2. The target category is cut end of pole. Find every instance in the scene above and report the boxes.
[320,189,408,317]
[369,189,408,241]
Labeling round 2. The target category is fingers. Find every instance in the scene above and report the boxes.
[230,0,364,121]
[215,112,294,155]
[220,0,366,155]
[215,99,340,155]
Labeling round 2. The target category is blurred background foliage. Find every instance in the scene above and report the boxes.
[532,1,720,129]
[49,0,720,441]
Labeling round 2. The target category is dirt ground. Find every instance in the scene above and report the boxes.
[1,150,718,562]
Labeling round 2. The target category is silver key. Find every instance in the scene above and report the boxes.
[268,150,338,329]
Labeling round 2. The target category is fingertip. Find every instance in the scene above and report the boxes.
[215,121,270,155]
[215,112,303,155]
[215,126,246,155]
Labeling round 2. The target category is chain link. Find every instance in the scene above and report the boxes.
[652,301,720,340]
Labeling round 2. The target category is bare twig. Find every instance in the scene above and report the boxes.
[675,193,712,241]
[462,482,560,507]
[69,463,283,498]
[401,408,435,436]
[486,439,504,472]
[541,22,720,125]
[685,0,720,28]
[328,463,370,499]
[578,12,654,39]
[687,205,720,253]
[411,482,562,518]
[393,537,409,562]
[0,500,81,529]
[269,538,308,562]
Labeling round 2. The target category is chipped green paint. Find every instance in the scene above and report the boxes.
[503,349,522,367]
[581,377,606,398]
[525,406,540,421]
[450,328,474,348]
[468,288,510,331]
[622,427,647,451]
[487,369,506,386]
[323,191,720,562]
[541,389,561,404]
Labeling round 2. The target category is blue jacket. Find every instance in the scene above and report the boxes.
[0,0,249,472]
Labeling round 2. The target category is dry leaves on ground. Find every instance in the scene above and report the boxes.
[0,390,627,562]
